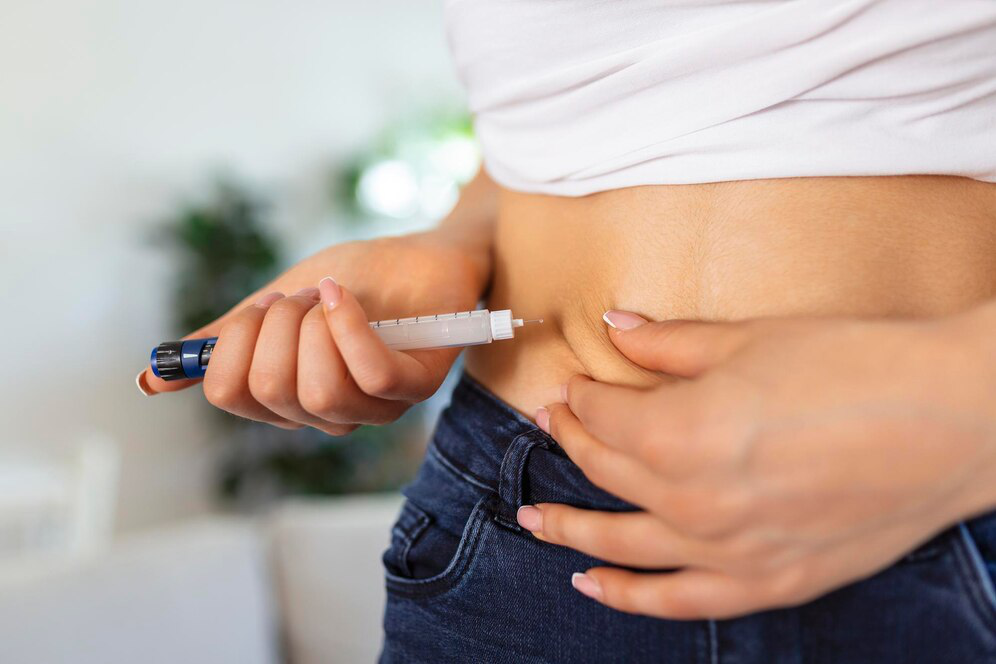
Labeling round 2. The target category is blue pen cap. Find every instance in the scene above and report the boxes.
[150,337,218,381]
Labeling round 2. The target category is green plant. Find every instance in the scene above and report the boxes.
[160,180,281,333]
[156,177,430,507]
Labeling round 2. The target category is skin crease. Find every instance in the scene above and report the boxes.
[466,175,996,414]
[517,306,996,619]
[135,171,498,433]
[139,169,996,616]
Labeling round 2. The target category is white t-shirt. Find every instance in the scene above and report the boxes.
[446,0,996,196]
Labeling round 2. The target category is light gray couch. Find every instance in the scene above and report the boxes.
[0,494,402,664]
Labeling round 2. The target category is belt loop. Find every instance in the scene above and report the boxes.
[494,429,553,530]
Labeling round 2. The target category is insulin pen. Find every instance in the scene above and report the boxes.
[149,309,543,381]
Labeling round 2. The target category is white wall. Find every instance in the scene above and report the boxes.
[0,0,462,531]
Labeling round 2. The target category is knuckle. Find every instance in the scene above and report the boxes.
[356,367,401,398]
[247,371,292,408]
[203,379,244,411]
[565,375,587,405]
[265,295,305,316]
[540,507,565,540]
[299,390,335,418]
[546,403,568,437]
[298,380,344,417]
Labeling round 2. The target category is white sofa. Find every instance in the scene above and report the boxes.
[0,494,403,664]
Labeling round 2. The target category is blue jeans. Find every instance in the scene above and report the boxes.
[380,373,996,663]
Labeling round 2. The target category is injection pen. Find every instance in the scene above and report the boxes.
[149,309,543,381]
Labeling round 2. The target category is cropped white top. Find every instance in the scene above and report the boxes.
[445,0,996,196]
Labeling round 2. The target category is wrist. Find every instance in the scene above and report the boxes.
[412,227,493,296]
[419,169,499,294]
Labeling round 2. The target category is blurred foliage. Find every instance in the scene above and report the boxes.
[160,180,281,333]
[218,409,427,507]
[158,108,474,506]
[157,178,430,506]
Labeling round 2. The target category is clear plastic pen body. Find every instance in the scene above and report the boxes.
[371,309,527,351]
[149,309,542,381]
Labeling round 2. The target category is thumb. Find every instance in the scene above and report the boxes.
[602,310,753,377]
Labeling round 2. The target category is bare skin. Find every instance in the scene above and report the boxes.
[466,175,996,415]
[137,171,996,616]
[518,305,996,618]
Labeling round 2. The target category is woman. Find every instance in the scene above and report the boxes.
[139,1,996,661]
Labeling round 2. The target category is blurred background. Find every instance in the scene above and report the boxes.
[0,2,475,661]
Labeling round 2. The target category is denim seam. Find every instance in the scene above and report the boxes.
[389,502,433,578]
[399,515,430,578]
[955,522,996,629]
[426,442,494,492]
[496,430,549,530]
[707,620,718,664]
[384,495,493,599]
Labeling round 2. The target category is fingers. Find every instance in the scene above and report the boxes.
[297,305,408,427]
[136,290,275,396]
[248,289,359,436]
[603,312,754,377]
[574,567,762,620]
[542,402,667,510]
[320,277,455,402]
[201,293,304,429]
[517,504,690,569]
[143,276,446,431]
[561,375,663,455]
[563,375,707,471]
[137,316,240,397]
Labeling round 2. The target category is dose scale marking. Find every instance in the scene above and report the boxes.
[150,309,542,381]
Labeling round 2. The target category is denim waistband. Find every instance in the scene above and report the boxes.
[428,372,632,531]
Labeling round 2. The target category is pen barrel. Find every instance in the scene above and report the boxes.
[151,338,217,381]
[370,310,492,351]
[151,310,505,381]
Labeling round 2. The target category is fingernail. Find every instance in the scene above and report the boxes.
[255,291,285,308]
[603,310,648,330]
[319,277,341,309]
[560,383,568,403]
[517,505,543,532]
[535,406,550,434]
[295,286,320,299]
[571,572,603,601]
[135,370,154,396]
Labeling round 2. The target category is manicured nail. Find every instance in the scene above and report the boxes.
[135,370,154,396]
[603,310,648,330]
[255,291,285,308]
[517,505,543,532]
[536,406,550,433]
[319,277,341,309]
[571,572,603,600]
[295,286,320,299]
[560,383,568,403]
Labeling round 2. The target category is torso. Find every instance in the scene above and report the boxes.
[466,176,996,416]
